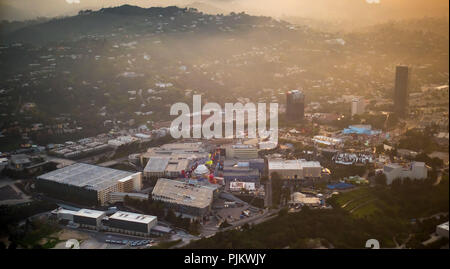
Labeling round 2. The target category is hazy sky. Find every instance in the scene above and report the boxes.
[0,0,449,22]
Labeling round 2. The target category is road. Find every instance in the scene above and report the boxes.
[222,208,279,232]
[60,227,159,249]
[173,208,280,248]
[170,229,200,248]
[45,156,76,168]
[434,170,444,186]
[97,156,129,167]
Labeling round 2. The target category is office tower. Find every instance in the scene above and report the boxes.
[394,65,409,116]
[286,90,305,122]
[351,98,365,117]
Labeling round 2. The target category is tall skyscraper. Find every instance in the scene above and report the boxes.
[351,98,365,117]
[286,90,305,122]
[394,65,409,116]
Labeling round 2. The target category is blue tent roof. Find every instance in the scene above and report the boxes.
[327,182,354,190]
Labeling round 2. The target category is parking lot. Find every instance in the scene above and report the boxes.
[105,237,154,248]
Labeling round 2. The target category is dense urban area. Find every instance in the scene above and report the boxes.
[0,5,448,249]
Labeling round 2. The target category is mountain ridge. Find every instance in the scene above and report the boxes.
[1,5,286,45]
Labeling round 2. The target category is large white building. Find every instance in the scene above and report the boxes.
[52,208,157,236]
[73,209,107,230]
[141,142,208,179]
[312,135,343,146]
[36,163,142,205]
[383,162,428,185]
[106,211,157,236]
[268,159,322,180]
[152,178,215,216]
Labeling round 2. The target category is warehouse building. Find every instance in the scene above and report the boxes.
[73,209,106,230]
[142,143,209,179]
[36,163,142,206]
[222,159,265,173]
[103,211,157,237]
[152,178,214,217]
[52,208,77,222]
[225,144,259,159]
[268,159,322,180]
[140,142,208,166]
[52,208,157,236]
[221,160,262,185]
[52,208,106,230]
[144,156,172,178]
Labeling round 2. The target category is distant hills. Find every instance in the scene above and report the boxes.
[1,0,448,23]
[0,5,286,45]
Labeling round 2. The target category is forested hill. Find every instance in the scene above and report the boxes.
[0,5,291,45]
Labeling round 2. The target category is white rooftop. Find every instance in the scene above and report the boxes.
[194,164,209,175]
[74,208,105,219]
[37,163,138,191]
[109,211,157,224]
[152,178,214,209]
[438,221,449,231]
[268,159,321,170]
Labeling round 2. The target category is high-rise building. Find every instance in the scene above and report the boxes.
[394,65,409,116]
[286,90,305,121]
[351,98,365,116]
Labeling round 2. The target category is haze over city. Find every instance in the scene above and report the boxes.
[0,0,448,254]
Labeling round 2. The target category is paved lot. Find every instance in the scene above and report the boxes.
[0,185,21,200]
[53,227,158,249]
[0,177,31,205]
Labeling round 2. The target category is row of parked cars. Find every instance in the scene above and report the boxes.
[105,239,154,247]
[105,239,128,245]
[130,240,153,247]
